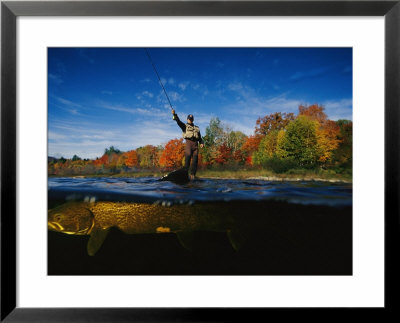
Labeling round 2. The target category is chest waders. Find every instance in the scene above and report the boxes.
[184,139,199,176]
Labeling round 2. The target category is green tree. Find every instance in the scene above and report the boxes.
[104,146,121,156]
[277,115,320,167]
[226,131,247,152]
[253,130,280,165]
[202,117,224,165]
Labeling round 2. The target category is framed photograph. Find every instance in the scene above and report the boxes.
[2,0,398,321]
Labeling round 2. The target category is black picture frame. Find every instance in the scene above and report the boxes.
[1,0,399,321]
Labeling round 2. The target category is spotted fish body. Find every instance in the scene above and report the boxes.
[48,201,240,255]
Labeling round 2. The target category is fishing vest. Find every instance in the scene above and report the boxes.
[183,123,200,140]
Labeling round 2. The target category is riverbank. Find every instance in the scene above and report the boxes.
[50,168,352,183]
[197,169,352,183]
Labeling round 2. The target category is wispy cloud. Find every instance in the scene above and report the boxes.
[322,99,352,120]
[97,102,169,118]
[178,81,190,91]
[49,96,86,116]
[48,131,67,140]
[53,96,82,108]
[48,117,181,159]
[142,91,154,98]
[78,49,95,64]
[289,66,331,82]
[48,73,63,85]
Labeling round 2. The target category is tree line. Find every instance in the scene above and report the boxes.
[48,104,352,176]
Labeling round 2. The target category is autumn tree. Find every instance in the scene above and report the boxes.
[214,143,233,165]
[137,145,160,168]
[94,154,109,168]
[159,138,185,168]
[332,120,353,167]
[241,135,262,165]
[298,104,341,164]
[316,120,342,163]
[124,150,139,168]
[255,112,295,136]
[298,104,328,124]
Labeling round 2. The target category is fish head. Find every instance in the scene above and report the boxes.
[48,202,94,235]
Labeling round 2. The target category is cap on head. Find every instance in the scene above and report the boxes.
[187,114,194,121]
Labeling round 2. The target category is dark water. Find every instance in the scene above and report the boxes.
[48,177,352,275]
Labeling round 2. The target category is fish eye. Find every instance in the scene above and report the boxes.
[54,214,62,221]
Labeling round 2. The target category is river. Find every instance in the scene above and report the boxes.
[48,176,352,275]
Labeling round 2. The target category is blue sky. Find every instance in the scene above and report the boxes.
[48,47,352,159]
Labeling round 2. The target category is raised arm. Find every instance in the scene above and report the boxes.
[171,109,186,132]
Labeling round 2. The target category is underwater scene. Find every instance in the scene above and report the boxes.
[48,177,352,275]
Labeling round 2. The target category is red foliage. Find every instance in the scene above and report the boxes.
[159,138,185,168]
[94,154,109,167]
[245,156,252,166]
[214,143,232,165]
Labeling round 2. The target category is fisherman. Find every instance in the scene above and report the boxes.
[171,109,204,180]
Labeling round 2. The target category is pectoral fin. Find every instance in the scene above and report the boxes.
[176,232,195,251]
[227,230,246,251]
[87,227,110,256]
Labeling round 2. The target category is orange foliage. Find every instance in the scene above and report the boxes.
[124,150,138,168]
[159,138,185,168]
[242,135,261,153]
[316,120,342,163]
[299,104,328,125]
[240,135,262,165]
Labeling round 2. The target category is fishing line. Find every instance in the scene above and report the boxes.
[145,48,174,111]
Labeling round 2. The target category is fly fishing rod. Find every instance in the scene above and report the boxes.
[145,49,174,111]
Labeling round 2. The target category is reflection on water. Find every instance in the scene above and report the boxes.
[48,177,352,275]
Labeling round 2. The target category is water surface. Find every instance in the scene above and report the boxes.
[48,176,352,207]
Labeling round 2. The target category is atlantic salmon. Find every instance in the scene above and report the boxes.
[48,200,244,256]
